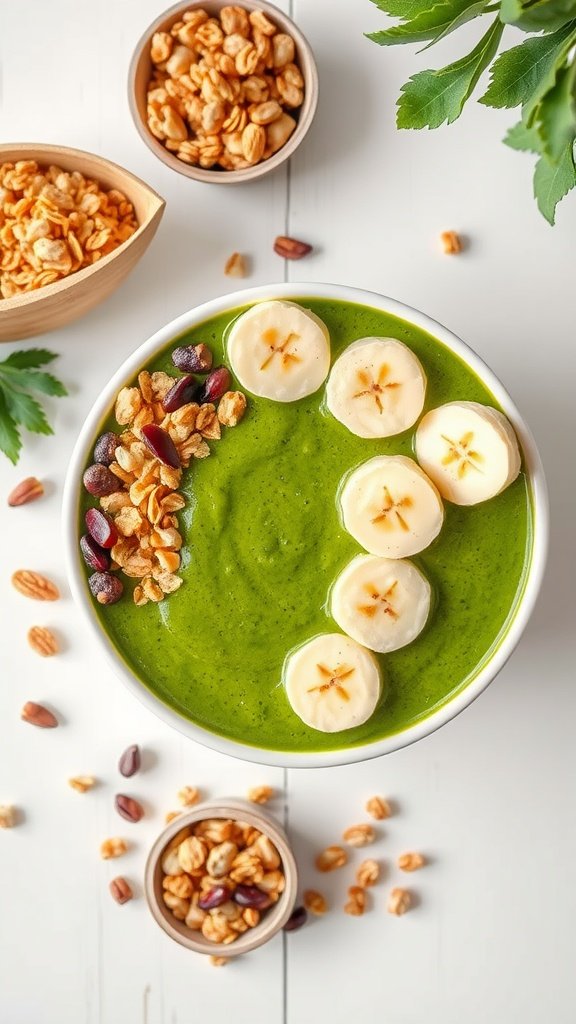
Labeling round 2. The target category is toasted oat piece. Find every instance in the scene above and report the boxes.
[397,851,425,872]
[440,230,462,254]
[224,252,247,278]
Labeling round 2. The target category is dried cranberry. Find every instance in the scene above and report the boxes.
[85,508,118,549]
[162,374,197,413]
[172,343,213,374]
[83,464,118,497]
[93,432,119,466]
[80,535,110,572]
[140,424,181,468]
[198,886,230,911]
[233,885,272,910]
[194,366,231,405]
[88,572,123,605]
[283,906,307,932]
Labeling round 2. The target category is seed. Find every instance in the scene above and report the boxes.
[118,744,140,778]
[109,876,133,904]
[85,508,118,549]
[80,535,110,573]
[88,572,123,605]
[140,424,181,468]
[27,626,58,657]
[198,885,230,911]
[83,463,119,497]
[233,884,272,910]
[21,701,58,728]
[283,906,307,932]
[172,343,213,374]
[162,374,198,413]
[273,235,312,260]
[114,794,144,823]
[194,366,231,404]
[93,431,120,465]
[7,476,44,506]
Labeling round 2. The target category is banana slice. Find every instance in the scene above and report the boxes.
[339,455,444,558]
[326,337,426,438]
[331,554,431,654]
[415,401,521,505]
[226,300,331,402]
[283,633,382,733]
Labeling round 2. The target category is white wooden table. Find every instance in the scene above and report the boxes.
[1,2,575,1022]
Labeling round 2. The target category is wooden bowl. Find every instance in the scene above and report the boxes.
[144,799,298,956]
[0,143,165,342]
[128,0,318,184]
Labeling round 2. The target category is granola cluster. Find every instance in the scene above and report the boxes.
[146,5,304,170]
[0,161,137,298]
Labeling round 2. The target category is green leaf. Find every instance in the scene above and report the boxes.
[1,348,57,370]
[370,0,434,17]
[397,17,504,129]
[0,366,68,397]
[536,62,576,163]
[533,143,576,223]
[479,22,576,111]
[501,0,576,32]
[367,0,487,46]
[3,388,53,436]
[420,0,491,50]
[504,119,543,152]
[0,388,22,465]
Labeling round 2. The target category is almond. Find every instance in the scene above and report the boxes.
[21,701,58,728]
[27,626,58,657]
[7,477,44,506]
[12,570,59,601]
[273,235,312,260]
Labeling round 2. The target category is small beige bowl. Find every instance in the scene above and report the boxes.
[145,799,298,956]
[0,143,165,342]
[128,0,318,183]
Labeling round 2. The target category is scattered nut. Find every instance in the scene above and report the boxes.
[0,805,17,828]
[165,810,181,823]
[12,570,59,601]
[210,956,228,967]
[100,837,128,860]
[344,885,366,916]
[68,776,96,794]
[440,230,462,255]
[21,701,58,728]
[7,477,44,506]
[397,852,425,872]
[178,785,201,806]
[115,794,144,823]
[224,252,247,278]
[356,859,380,888]
[109,877,133,904]
[27,626,58,657]
[315,845,348,872]
[342,824,375,848]
[388,887,411,915]
[118,744,141,778]
[273,235,312,260]
[365,796,391,820]
[303,889,328,916]
[247,785,274,805]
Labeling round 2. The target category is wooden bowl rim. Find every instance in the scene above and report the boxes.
[144,799,298,956]
[128,0,319,184]
[0,142,165,312]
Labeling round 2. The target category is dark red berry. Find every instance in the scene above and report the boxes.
[85,508,118,549]
[140,424,181,468]
[88,572,123,605]
[198,886,230,911]
[162,374,197,413]
[93,432,119,466]
[194,366,231,405]
[283,906,307,932]
[172,343,213,374]
[80,535,110,572]
[233,885,273,910]
[83,464,118,497]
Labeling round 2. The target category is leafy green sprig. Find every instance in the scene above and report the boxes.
[368,0,576,223]
[0,349,68,464]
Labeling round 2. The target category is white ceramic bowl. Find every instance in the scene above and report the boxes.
[62,283,548,767]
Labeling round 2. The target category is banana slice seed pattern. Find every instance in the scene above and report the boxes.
[352,364,400,414]
[440,431,484,479]
[259,328,302,372]
[357,580,399,621]
[307,663,355,702]
[371,486,413,532]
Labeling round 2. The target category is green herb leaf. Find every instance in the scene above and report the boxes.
[2,348,58,369]
[479,22,576,112]
[0,388,22,465]
[536,62,576,163]
[367,0,488,46]
[3,388,53,436]
[370,0,434,17]
[504,119,543,152]
[533,143,576,223]
[397,17,504,129]
[501,0,576,32]
[0,366,68,397]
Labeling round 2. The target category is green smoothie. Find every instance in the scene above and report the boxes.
[81,298,532,753]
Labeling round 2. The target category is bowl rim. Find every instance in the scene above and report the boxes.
[0,142,165,312]
[127,0,319,184]
[62,282,549,768]
[144,798,298,955]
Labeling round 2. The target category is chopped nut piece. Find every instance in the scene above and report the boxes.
[365,796,391,820]
[109,877,133,904]
[344,886,366,916]
[440,230,462,255]
[247,785,274,805]
[100,837,128,860]
[165,810,181,824]
[224,252,247,278]
[342,824,375,848]
[397,852,425,872]
[315,845,348,872]
[0,805,17,828]
[304,889,328,915]
[178,785,201,807]
[27,625,58,657]
[356,859,380,888]
[388,887,412,915]
[12,570,59,601]
[68,776,96,794]
[218,391,247,427]
[273,235,312,259]
[7,477,44,506]
[210,956,228,967]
